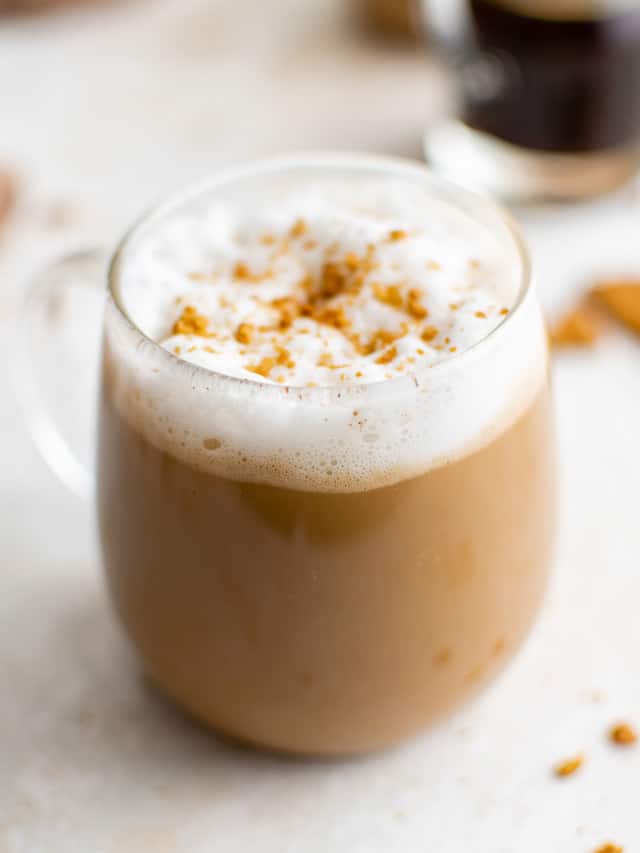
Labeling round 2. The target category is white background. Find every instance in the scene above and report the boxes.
[1,1,640,851]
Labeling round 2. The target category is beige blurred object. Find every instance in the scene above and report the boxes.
[0,169,16,226]
[0,0,100,11]
[356,0,416,38]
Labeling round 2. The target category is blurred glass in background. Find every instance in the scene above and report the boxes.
[355,0,418,39]
[421,0,640,201]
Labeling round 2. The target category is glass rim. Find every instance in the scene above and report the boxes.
[107,151,532,403]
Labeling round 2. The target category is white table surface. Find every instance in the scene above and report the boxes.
[2,2,640,851]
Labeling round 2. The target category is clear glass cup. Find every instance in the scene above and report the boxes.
[421,0,640,201]
[16,153,555,755]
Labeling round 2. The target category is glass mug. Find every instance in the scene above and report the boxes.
[17,154,555,755]
[421,0,640,201]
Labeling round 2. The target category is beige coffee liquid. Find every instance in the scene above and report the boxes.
[98,383,553,754]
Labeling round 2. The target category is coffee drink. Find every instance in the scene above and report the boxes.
[422,0,640,199]
[460,0,640,153]
[98,160,554,754]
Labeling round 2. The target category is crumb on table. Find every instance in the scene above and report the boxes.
[593,280,640,335]
[609,722,637,746]
[550,305,601,348]
[554,754,584,778]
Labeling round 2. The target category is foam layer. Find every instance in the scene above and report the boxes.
[107,167,548,492]
[120,180,516,387]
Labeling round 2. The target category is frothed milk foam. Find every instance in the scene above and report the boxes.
[112,177,546,492]
[123,181,516,382]
[99,163,554,754]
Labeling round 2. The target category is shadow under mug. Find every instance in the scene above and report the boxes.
[15,153,556,755]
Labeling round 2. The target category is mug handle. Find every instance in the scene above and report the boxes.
[13,249,108,501]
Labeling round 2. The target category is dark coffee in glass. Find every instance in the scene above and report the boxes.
[422,0,640,200]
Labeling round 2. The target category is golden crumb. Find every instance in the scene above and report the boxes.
[303,238,317,251]
[593,280,640,334]
[550,305,601,348]
[314,304,351,329]
[407,288,428,320]
[233,260,270,283]
[408,304,428,320]
[172,305,212,337]
[234,322,255,344]
[316,250,377,304]
[187,271,214,283]
[449,302,460,311]
[289,219,308,239]
[234,261,251,280]
[260,233,277,246]
[275,344,295,369]
[554,755,583,778]
[355,370,363,378]
[356,328,403,356]
[388,229,408,242]
[593,844,623,853]
[271,296,300,330]
[375,345,397,365]
[319,261,347,299]
[173,346,182,355]
[475,310,487,319]
[609,723,637,746]
[449,346,457,353]
[416,347,425,355]
[317,352,348,370]
[246,356,275,378]
[421,326,439,343]
[500,307,509,316]
[344,252,361,271]
[373,283,403,308]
